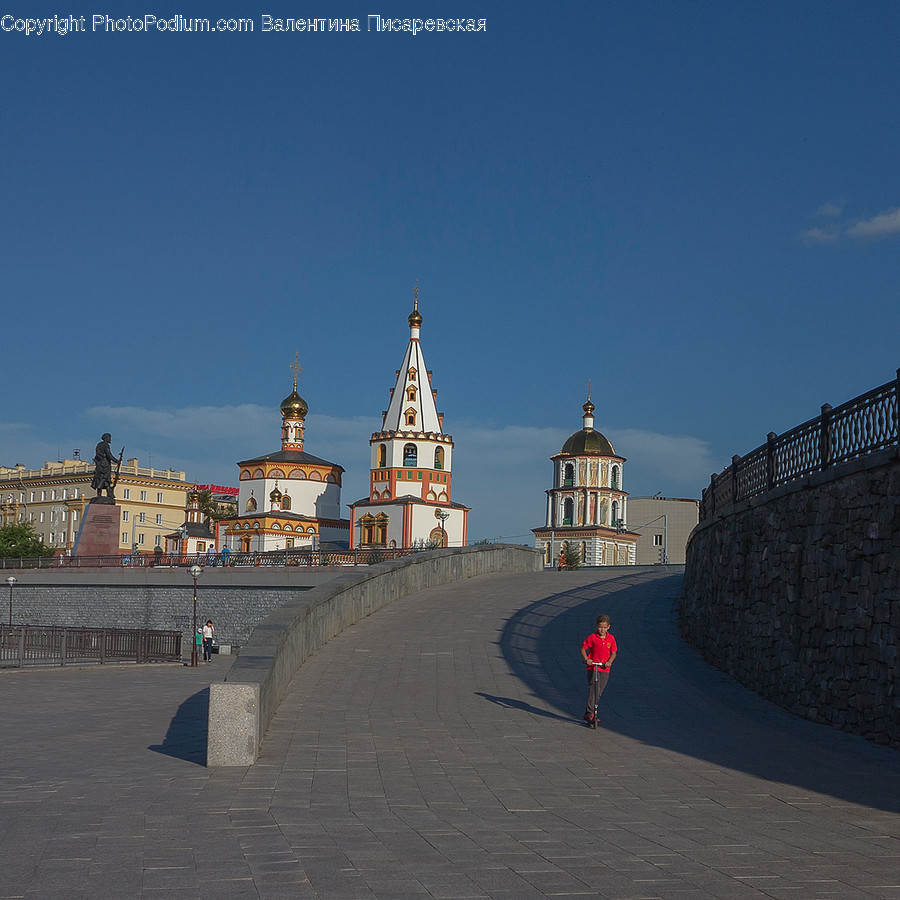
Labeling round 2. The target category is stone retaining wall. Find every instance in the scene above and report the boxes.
[208,545,544,766]
[2,568,344,649]
[680,447,900,747]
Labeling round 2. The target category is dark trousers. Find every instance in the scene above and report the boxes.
[585,667,610,711]
[203,638,213,661]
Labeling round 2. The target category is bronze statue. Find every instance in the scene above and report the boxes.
[91,434,123,501]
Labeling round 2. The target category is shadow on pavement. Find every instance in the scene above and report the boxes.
[475,691,573,724]
[149,686,209,766]
[498,570,900,814]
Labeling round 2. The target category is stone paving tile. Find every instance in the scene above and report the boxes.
[3,569,900,898]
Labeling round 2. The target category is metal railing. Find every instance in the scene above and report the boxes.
[701,369,900,522]
[0,625,182,667]
[0,547,418,571]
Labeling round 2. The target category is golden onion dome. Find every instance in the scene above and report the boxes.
[269,483,282,501]
[280,388,308,420]
[408,305,423,328]
[561,428,615,457]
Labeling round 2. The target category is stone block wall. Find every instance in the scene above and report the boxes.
[5,583,311,649]
[680,447,900,747]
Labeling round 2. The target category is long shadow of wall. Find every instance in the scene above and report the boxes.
[497,570,900,814]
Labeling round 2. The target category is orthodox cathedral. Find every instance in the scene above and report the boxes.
[349,291,469,548]
[532,395,638,566]
[220,361,350,553]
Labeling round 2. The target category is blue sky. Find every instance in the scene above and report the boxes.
[2,1,899,541]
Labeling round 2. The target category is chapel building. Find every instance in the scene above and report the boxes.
[349,292,469,549]
[532,396,639,566]
[220,366,350,553]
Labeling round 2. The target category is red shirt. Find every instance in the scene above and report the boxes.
[582,631,617,669]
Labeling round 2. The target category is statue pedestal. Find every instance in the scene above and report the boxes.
[73,501,122,557]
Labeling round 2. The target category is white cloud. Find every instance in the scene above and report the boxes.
[846,207,900,239]
[816,202,843,218]
[799,227,839,244]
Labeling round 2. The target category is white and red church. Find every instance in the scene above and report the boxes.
[349,292,469,549]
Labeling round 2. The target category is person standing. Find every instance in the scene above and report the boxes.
[580,614,617,728]
[202,620,215,662]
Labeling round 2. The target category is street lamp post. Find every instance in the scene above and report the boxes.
[6,576,16,627]
[188,564,203,667]
[434,508,450,547]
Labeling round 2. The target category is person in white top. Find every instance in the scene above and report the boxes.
[201,620,215,662]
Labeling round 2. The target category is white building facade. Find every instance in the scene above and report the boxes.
[220,369,350,553]
[533,397,638,567]
[349,292,469,549]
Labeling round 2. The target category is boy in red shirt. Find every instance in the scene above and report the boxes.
[580,614,617,728]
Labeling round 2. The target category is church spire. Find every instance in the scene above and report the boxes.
[382,287,442,434]
[280,354,308,450]
[582,380,595,430]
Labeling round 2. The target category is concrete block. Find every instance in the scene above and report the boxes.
[207,681,260,767]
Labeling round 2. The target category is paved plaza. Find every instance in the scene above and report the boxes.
[1,568,899,899]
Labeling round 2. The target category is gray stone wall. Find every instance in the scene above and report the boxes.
[5,583,308,648]
[680,447,900,747]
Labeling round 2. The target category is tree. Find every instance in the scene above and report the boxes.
[197,489,236,526]
[0,522,55,559]
[560,543,582,570]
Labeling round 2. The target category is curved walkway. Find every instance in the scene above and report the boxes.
[2,568,899,899]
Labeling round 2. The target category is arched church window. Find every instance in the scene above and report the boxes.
[377,444,387,467]
[405,408,417,426]
[246,494,257,512]
[403,444,417,466]
[611,466,620,490]
[563,498,573,526]
[406,385,417,401]
[281,494,291,511]
[408,367,417,381]
[611,500,619,528]
[563,463,574,487]
[434,446,444,470]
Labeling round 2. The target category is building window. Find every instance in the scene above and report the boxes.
[39,511,45,523]
[563,463,574,487]
[405,408,417,426]
[140,491,147,501]
[122,511,129,522]
[611,466,620,490]
[406,385,417,401]
[434,447,444,470]
[563,498,573,526]
[156,514,163,525]
[123,489,130,500]
[157,492,163,503]
[377,444,387,467]
[653,534,663,546]
[155,536,162,548]
[139,512,146,524]
[122,532,129,544]
[403,444,417,466]
[73,488,79,499]
[138,533,145,545]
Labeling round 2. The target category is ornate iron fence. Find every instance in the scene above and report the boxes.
[0,625,182,667]
[0,547,417,571]
[701,369,900,521]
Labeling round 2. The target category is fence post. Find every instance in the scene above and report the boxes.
[820,403,833,471]
[100,630,106,664]
[766,432,777,490]
[60,630,67,667]
[895,368,900,443]
[18,627,25,667]
[731,455,741,506]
